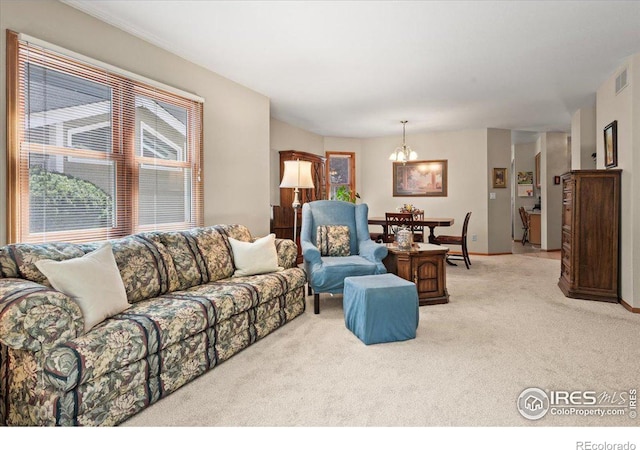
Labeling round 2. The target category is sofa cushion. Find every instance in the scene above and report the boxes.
[228,234,283,277]
[84,235,178,304]
[151,231,208,291]
[35,243,130,333]
[44,294,215,392]
[41,265,305,392]
[0,247,18,278]
[4,243,85,285]
[184,268,306,322]
[213,224,253,242]
[186,227,235,282]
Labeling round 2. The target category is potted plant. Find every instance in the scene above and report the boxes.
[334,186,360,203]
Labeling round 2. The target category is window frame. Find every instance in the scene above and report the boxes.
[6,30,204,244]
[325,151,356,201]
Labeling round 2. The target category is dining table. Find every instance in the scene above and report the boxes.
[368,216,455,244]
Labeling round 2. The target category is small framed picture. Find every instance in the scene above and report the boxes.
[604,120,618,168]
[492,168,507,188]
[554,176,561,185]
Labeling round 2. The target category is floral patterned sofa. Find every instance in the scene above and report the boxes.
[0,225,306,426]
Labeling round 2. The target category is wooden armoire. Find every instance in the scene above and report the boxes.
[272,150,326,263]
[558,169,621,303]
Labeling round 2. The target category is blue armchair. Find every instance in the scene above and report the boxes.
[301,200,388,314]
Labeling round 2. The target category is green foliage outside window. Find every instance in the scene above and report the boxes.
[29,168,113,232]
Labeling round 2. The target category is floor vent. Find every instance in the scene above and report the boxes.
[615,68,628,95]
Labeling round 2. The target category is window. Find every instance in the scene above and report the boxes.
[6,31,204,243]
[326,152,356,201]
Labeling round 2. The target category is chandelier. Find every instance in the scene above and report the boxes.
[389,120,418,163]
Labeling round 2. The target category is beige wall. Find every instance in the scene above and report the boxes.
[596,54,637,307]
[540,132,570,251]
[359,129,490,254]
[571,106,597,170]
[269,118,325,206]
[486,129,512,253]
[270,126,508,254]
[0,0,272,243]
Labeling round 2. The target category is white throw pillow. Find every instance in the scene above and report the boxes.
[35,243,130,333]
[228,234,283,277]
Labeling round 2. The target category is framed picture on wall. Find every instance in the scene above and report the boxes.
[517,171,534,197]
[604,120,618,168]
[393,160,448,197]
[492,168,507,188]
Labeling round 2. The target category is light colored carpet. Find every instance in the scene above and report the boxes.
[122,254,640,427]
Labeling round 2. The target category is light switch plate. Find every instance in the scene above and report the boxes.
[490,192,496,200]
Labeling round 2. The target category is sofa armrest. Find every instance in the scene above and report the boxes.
[275,238,301,269]
[0,278,83,352]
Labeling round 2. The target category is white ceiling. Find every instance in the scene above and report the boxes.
[63,1,640,139]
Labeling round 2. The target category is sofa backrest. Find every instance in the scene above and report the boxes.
[0,224,253,303]
[149,225,249,291]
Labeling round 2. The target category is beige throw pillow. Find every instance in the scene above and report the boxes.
[35,243,130,333]
[228,234,283,277]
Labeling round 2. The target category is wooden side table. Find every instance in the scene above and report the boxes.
[383,243,449,305]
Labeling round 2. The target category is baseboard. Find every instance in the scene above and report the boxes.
[542,249,561,252]
[620,298,640,314]
[449,251,519,256]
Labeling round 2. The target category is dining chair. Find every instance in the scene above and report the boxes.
[432,212,472,269]
[411,210,425,243]
[518,206,530,245]
[384,212,414,243]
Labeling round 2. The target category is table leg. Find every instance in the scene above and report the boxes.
[427,226,437,244]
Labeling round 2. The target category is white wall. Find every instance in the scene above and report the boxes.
[0,0,272,242]
[596,55,636,307]
[512,142,537,240]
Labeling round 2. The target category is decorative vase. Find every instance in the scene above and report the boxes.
[396,227,412,250]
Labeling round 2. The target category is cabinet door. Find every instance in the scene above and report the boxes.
[413,256,444,298]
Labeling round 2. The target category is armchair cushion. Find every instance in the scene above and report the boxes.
[316,225,350,257]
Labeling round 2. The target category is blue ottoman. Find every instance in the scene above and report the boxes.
[343,274,419,345]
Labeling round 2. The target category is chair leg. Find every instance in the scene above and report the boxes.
[314,293,320,314]
[307,283,312,296]
[463,242,470,269]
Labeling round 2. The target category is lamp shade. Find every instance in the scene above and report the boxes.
[280,160,315,189]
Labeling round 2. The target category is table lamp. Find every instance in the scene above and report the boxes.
[280,159,315,244]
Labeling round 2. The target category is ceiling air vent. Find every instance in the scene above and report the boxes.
[615,68,628,95]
